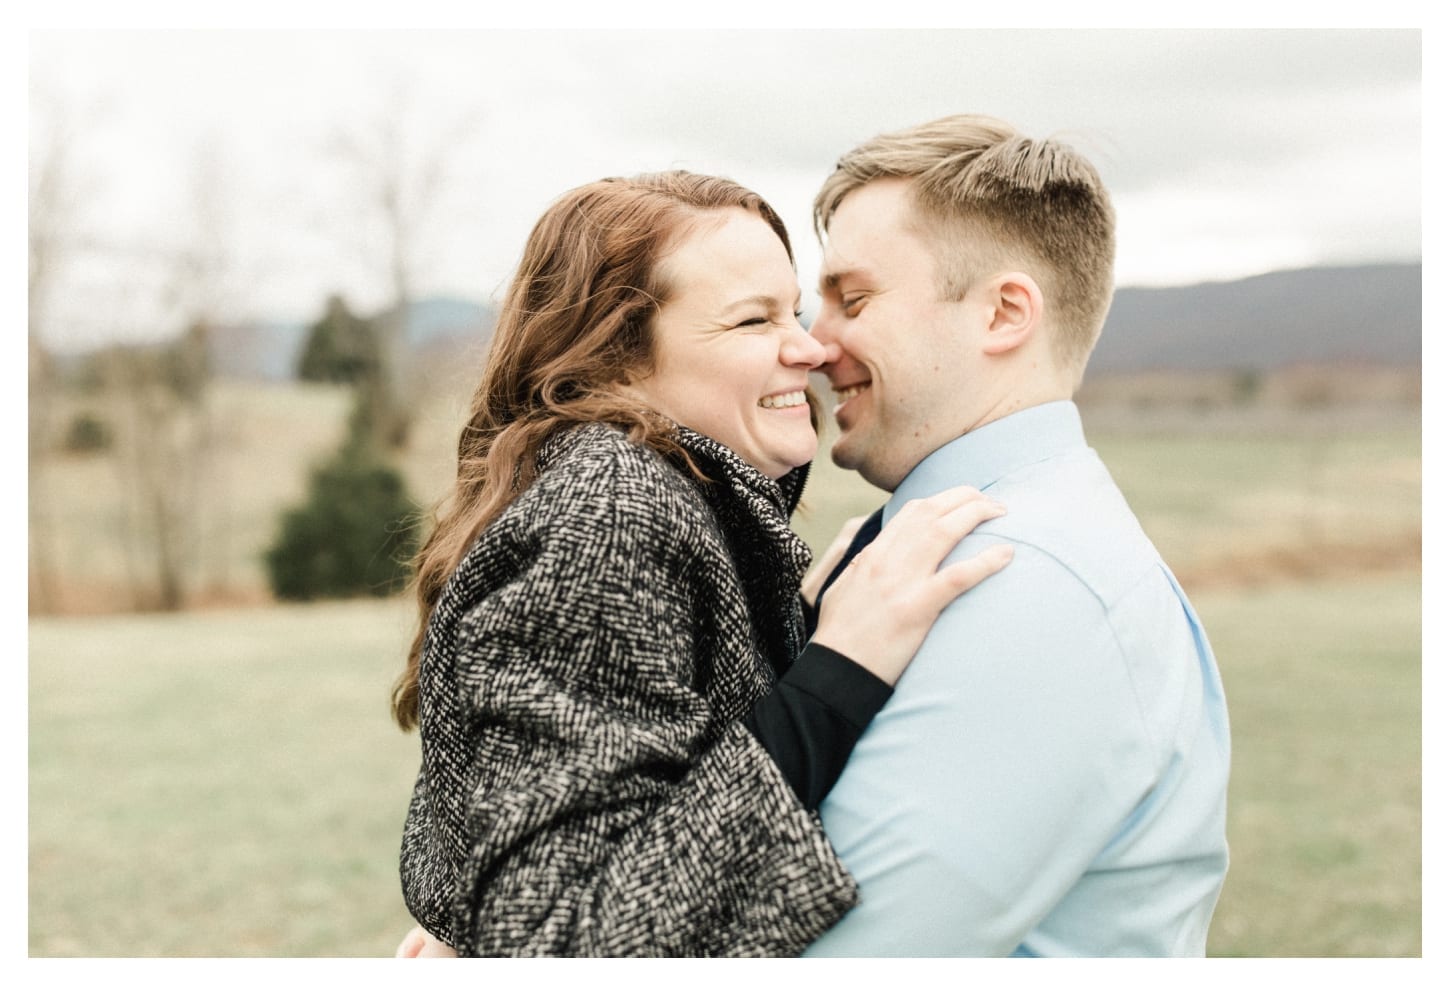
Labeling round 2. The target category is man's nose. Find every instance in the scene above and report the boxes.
[805,310,843,364]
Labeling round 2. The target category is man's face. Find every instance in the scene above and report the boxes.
[812,179,978,491]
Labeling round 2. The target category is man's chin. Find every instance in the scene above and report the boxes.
[829,436,867,475]
[831,438,902,492]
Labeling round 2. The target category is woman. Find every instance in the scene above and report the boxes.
[394,171,1012,957]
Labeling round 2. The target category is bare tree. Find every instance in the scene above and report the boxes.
[105,334,205,611]
[326,77,482,449]
[104,138,238,611]
[28,84,97,613]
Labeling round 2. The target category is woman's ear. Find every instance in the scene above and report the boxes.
[981,272,1044,356]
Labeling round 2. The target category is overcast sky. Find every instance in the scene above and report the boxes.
[28,27,1423,348]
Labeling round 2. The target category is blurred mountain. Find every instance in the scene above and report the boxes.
[207,296,497,381]
[406,296,498,351]
[205,319,305,381]
[202,263,1419,382]
[1087,263,1421,376]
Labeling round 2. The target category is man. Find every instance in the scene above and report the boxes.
[801,114,1230,957]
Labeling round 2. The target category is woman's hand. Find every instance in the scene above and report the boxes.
[800,513,870,607]
[812,486,1013,687]
[394,924,459,958]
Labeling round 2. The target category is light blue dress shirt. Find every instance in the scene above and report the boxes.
[806,401,1230,957]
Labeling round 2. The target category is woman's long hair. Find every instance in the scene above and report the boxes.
[391,171,795,730]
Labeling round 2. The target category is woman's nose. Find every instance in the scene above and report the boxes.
[782,323,827,369]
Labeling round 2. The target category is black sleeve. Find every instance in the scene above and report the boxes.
[743,643,894,811]
[801,594,820,640]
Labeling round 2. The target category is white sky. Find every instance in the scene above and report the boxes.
[26,24,1424,349]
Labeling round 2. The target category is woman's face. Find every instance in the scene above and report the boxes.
[629,209,825,479]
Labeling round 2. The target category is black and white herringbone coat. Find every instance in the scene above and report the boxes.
[399,423,858,956]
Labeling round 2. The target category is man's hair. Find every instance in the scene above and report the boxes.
[814,114,1116,371]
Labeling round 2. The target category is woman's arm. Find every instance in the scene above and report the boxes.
[413,459,853,956]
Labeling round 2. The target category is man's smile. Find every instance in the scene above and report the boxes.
[833,382,870,413]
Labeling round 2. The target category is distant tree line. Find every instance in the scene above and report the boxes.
[29,75,476,614]
[38,322,217,612]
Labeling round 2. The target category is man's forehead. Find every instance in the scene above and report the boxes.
[819,187,914,285]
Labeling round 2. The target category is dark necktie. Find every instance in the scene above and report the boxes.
[803,507,883,638]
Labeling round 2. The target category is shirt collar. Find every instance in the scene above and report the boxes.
[885,400,1086,523]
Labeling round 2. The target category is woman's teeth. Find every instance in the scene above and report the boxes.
[758,391,807,409]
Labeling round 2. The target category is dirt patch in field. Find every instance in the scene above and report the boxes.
[29,578,274,617]
[1174,531,1422,592]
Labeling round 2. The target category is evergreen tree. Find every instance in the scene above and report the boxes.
[296,294,380,385]
[264,436,419,601]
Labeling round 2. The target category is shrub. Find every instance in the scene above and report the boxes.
[62,412,113,453]
[264,441,420,601]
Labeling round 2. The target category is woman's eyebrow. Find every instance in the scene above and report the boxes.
[720,293,800,315]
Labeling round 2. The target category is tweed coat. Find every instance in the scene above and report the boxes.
[399,422,858,956]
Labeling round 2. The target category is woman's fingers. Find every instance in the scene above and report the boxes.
[395,926,427,958]
[801,513,872,603]
[395,925,459,958]
[930,543,1015,609]
[859,487,1005,575]
[811,486,1012,687]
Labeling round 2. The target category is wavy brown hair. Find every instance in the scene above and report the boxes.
[391,171,795,730]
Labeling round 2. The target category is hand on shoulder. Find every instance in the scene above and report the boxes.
[813,486,1013,686]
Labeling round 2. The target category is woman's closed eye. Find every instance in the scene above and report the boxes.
[734,312,805,329]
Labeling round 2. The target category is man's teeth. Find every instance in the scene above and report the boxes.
[758,391,807,409]
[834,384,868,405]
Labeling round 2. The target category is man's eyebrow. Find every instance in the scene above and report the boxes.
[819,267,864,291]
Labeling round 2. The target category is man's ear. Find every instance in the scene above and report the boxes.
[981,272,1043,355]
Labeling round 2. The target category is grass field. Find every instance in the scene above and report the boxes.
[28,386,1422,956]
[28,576,1421,956]
[29,600,422,957]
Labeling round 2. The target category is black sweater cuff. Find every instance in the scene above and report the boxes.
[743,643,893,811]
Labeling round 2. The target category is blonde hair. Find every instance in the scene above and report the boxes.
[391,171,795,730]
[814,114,1116,371]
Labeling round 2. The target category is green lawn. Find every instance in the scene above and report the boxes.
[29,398,1422,955]
[1199,575,1422,957]
[28,572,1421,956]
[29,600,422,957]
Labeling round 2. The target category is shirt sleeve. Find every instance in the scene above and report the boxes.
[743,643,894,810]
[801,593,820,639]
[805,538,1159,957]
[430,470,857,957]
